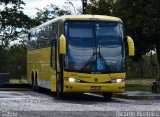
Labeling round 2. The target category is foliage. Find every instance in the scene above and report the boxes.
[0,44,27,79]
[9,78,28,83]
[8,44,27,78]
[87,0,114,15]
[64,0,81,14]
[34,4,71,24]
[113,0,160,62]
[126,78,155,91]
[0,46,9,72]
[126,55,158,79]
[0,0,32,48]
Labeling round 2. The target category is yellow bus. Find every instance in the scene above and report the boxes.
[27,15,134,100]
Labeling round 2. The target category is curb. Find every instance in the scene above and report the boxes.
[113,93,160,100]
[0,83,32,91]
[0,88,32,91]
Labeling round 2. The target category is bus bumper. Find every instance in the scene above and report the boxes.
[63,82,125,93]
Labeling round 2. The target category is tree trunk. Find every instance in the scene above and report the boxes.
[156,45,160,67]
[155,43,160,80]
[139,59,144,78]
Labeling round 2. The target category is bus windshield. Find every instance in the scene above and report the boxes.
[64,21,125,73]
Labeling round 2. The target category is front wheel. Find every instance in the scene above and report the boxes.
[103,93,112,101]
[31,74,35,90]
[34,76,39,91]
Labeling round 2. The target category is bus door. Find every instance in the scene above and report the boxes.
[51,39,57,91]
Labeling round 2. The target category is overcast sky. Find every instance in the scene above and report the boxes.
[22,0,82,17]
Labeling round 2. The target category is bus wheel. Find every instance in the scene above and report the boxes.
[103,93,112,101]
[34,73,39,91]
[31,73,35,90]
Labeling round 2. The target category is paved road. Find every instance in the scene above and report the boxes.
[0,90,160,117]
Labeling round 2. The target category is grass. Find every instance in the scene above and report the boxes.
[125,78,155,92]
[9,79,28,84]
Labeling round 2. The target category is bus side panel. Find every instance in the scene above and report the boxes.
[27,51,36,84]
[27,47,52,89]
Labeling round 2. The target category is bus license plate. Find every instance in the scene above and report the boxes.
[91,86,101,90]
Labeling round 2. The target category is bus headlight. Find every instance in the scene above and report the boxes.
[111,79,124,83]
[65,78,80,83]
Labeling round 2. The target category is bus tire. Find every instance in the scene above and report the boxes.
[34,72,39,91]
[103,93,112,101]
[31,72,35,90]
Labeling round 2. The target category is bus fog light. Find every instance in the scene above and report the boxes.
[111,79,124,83]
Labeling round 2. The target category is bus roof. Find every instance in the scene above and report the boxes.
[63,15,122,22]
[30,15,123,31]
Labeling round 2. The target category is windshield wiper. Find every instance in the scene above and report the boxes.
[84,48,97,70]
[84,45,111,72]
[97,45,110,72]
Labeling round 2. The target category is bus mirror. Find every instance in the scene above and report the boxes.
[127,36,135,56]
[59,34,66,55]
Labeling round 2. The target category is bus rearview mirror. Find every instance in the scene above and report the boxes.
[59,34,66,55]
[127,36,135,56]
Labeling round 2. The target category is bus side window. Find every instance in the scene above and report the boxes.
[51,40,56,69]
[29,31,38,49]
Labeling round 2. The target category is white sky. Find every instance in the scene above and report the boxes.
[22,0,82,17]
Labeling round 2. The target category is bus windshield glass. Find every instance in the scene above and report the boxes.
[64,21,125,73]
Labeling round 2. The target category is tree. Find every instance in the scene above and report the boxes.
[64,0,78,14]
[34,4,71,24]
[113,0,160,65]
[87,0,115,15]
[0,0,32,48]
[0,0,34,78]
[8,44,27,79]
[0,45,8,72]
